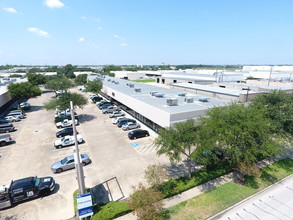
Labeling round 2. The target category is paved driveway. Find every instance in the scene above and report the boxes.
[0,89,169,220]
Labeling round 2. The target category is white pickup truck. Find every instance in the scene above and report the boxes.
[54,135,84,149]
[55,119,79,129]
[0,134,14,147]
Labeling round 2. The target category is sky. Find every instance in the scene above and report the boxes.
[0,0,293,66]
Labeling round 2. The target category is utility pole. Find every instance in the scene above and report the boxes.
[268,66,273,86]
[70,101,85,194]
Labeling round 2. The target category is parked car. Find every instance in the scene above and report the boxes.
[97,101,112,108]
[0,176,55,209]
[0,119,10,124]
[89,94,98,99]
[0,123,16,133]
[112,117,126,124]
[0,134,13,147]
[19,102,30,108]
[56,128,78,138]
[54,135,84,149]
[51,154,91,173]
[5,115,21,122]
[128,129,150,139]
[98,103,113,110]
[10,109,26,116]
[102,106,120,114]
[109,111,125,118]
[7,112,24,119]
[92,96,103,102]
[117,118,136,128]
[122,122,140,131]
[55,119,79,129]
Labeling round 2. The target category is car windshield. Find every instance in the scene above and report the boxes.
[34,177,41,187]
[61,137,65,141]
[61,157,68,165]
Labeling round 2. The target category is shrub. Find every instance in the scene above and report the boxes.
[91,201,131,220]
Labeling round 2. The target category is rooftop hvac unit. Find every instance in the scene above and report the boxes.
[111,80,115,83]
[155,93,165,98]
[115,81,119,84]
[167,98,178,106]
[129,83,134,88]
[178,92,187,97]
[199,97,209,102]
[150,91,158,96]
[184,97,194,103]
[134,88,141,92]
[107,79,111,82]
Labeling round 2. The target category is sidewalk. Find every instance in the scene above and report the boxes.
[115,155,290,220]
[116,172,235,220]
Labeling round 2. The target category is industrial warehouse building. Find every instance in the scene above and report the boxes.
[89,75,232,131]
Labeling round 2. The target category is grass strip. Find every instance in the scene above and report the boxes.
[166,158,293,220]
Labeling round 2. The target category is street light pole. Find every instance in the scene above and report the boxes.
[70,101,86,194]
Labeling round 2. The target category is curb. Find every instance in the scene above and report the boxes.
[207,173,293,220]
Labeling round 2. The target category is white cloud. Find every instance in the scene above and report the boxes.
[120,43,128,47]
[114,34,120,39]
[28,27,50,38]
[94,18,101,23]
[3,7,17,13]
[78,37,85,42]
[44,0,64,9]
[81,16,87,20]
[97,26,103,30]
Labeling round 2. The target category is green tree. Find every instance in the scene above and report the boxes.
[74,74,88,85]
[45,77,74,95]
[44,92,88,111]
[198,103,281,176]
[155,119,201,179]
[8,82,42,104]
[60,64,76,78]
[85,79,102,94]
[129,183,164,220]
[251,90,293,136]
[26,73,47,86]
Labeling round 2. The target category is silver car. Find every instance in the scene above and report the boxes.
[122,122,140,131]
[109,111,125,118]
[51,154,91,173]
[5,115,21,122]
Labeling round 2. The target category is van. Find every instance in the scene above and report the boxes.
[0,123,16,133]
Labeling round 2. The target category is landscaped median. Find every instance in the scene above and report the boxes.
[71,158,293,219]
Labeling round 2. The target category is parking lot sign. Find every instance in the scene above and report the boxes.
[77,192,93,219]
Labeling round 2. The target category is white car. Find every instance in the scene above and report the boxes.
[112,117,125,124]
[109,111,125,118]
[121,122,140,131]
[5,115,21,122]
[54,135,84,149]
[56,119,79,128]
[19,102,30,108]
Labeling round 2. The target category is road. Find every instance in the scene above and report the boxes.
[211,174,293,220]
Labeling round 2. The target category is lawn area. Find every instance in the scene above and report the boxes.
[131,79,156,83]
[166,158,293,220]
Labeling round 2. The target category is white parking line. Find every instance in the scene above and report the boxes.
[131,141,159,155]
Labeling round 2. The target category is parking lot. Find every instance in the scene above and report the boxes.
[0,89,169,220]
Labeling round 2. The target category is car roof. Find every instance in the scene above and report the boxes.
[11,177,35,188]
[65,154,88,160]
